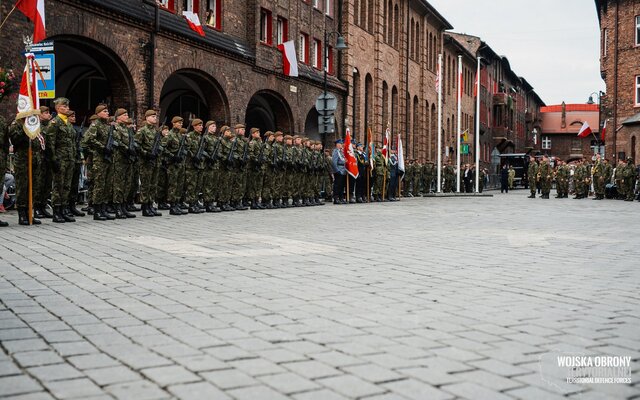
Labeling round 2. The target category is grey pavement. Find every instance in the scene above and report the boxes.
[1,191,639,399]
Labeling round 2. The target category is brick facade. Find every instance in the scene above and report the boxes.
[597,0,640,162]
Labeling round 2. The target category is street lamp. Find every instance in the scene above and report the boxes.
[321,30,347,148]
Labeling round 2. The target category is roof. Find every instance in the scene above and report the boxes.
[540,104,599,113]
[415,1,453,30]
[622,112,640,126]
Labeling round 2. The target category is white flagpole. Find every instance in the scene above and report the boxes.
[456,55,462,193]
[437,53,443,193]
[475,56,481,193]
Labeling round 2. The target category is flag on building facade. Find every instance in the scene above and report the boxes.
[277,40,299,77]
[15,0,46,43]
[601,119,607,142]
[577,121,592,138]
[182,11,205,36]
[16,53,41,139]
[435,58,441,93]
[344,128,359,178]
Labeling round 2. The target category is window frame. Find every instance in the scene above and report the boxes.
[324,0,333,17]
[276,16,288,44]
[312,38,322,69]
[636,75,640,106]
[312,0,321,10]
[259,8,273,46]
[325,45,334,74]
[205,0,222,30]
[158,0,175,12]
[636,15,640,46]
[542,135,551,150]
[602,28,607,57]
[299,32,309,64]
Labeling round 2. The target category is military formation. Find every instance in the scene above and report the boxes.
[526,153,639,201]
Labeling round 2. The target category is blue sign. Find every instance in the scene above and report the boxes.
[34,53,55,99]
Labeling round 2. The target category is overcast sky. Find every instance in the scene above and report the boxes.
[428,0,605,106]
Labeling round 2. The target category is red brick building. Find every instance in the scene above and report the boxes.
[539,103,601,161]
[596,0,640,162]
[0,0,346,145]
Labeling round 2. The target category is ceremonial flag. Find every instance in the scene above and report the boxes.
[16,53,41,139]
[182,11,205,36]
[577,121,592,138]
[397,133,405,177]
[458,67,464,99]
[473,73,479,97]
[344,128,359,178]
[435,57,441,93]
[601,119,607,142]
[277,40,299,77]
[382,127,390,162]
[367,126,374,169]
[15,0,46,43]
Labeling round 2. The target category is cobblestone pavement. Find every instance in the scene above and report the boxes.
[1,191,639,400]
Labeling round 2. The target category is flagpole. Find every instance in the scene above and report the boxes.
[437,53,443,193]
[28,143,33,225]
[456,55,462,193]
[0,5,17,32]
[475,56,481,193]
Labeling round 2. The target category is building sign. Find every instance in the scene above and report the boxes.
[31,41,55,99]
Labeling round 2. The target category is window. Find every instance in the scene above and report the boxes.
[312,38,322,69]
[183,0,198,12]
[158,0,175,11]
[542,135,551,150]
[205,0,221,29]
[636,16,640,46]
[299,32,309,64]
[259,8,272,45]
[602,28,607,57]
[325,45,334,74]
[636,76,640,106]
[325,0,333,17]
[276,16,288,44]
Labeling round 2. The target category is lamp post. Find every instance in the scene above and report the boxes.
[320,30,347,147]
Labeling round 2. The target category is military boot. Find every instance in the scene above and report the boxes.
[69,202,85,217]
[188,204,201,214]
[149,202,162,216]
[114,204,127,219]
[18,208,41,225]
[52,206,66,223]
[126,203,140,212]
[101,204,116,220]
[122,204,136,218]
[158,202,171,210]
[222,202,235,211]
[250,199,260,210]
[93,204,107,221]
[235,200,248,211]
[40,205,54,218]
[141,203,154,217]
[263,199,275,209]
[169,203,182,215]
[33,205,46,219]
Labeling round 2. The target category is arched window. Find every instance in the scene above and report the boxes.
[382,81,389,133]
[387,1,393,44]
[354,0,359,26]
[365,73,373,143]
[360,0,367,29]
[392,86,399,145]
[353,71,361,138]
[430,103,436,160]
[416,22,421,61]
[413,96,419,158]
[425,101,430,158]
[368,0,374,32]
[410,18,415,59]
[394,4,399,48]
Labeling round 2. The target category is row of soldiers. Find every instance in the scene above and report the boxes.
[526,154,639,201]
[1,99,341,226]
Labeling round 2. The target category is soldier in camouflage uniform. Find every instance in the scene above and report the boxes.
[301,138,314,206]
[231,124,249,211]
[283,135,295,207]
[135,109,163,217]
[573,159,586,199]
[622,157,637,201]
[554,160,569,198]
[443,161,455,193]
[247,127,266,209]
[46,97,78,223]
[165,116,186,215]
[259,131,275,209]
[423,161,435,194]
[538,155,552,199]
[125,117,140,213]
[591,154,606,200]
[527,155,538,198]
[402,159,414,197]
[614,159,625,199]
[66,111,86,218]
[85,104,116,221]
[184,118,207,214]
[373,148,389,202]
[80,114,98,215]
[218,126,236,211]
[313,141,325,205]
[110,108,136,219]
[323,148,334,200]
[202,120,222,212]
[272,132,286,207]
[34,106,52,219]
[290,135,303,206]
[8,116,42,225]
[156,124,170,209]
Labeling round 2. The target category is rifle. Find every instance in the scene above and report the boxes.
[175,133,188,163]
[127,127,138,162]
[240,139,249,167]
[280,143,287,171]
[104,124,116,162]
[271,141,279,170]
[208,137,221,167]
[226,137,238,167]
[150,130,163,159]
[194,132,208,165]
[76,115,87,161]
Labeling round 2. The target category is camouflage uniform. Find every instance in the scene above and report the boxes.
[46,113,77,220]
[538,159,552,198]
[622,159,637,201]
[8,120,42,224]
[135,121,162,210]
[202,123,222,212]
[373,150,389,201]
[527,160,538,198]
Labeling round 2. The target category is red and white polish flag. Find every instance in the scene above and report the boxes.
[600,119,607,142]
[15,0,46,43]
[277,40,299,77]
[577,121,592,138]
[182,11,205,37]
[344,128,359,178]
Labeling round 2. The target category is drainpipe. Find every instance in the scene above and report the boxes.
[404,0,410,157]
[612,0,619,159]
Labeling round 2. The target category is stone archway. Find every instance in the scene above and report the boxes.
[160,69,229,125]
[45,35,136,121]
[244,90,293,134]
[304,108,320,142]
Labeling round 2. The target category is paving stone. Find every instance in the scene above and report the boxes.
[167,381,231,400]
[105,380,170,400]
[317,375,386,398]
[42,378,104,399]
[85,366,141,386]
[68,353,120,370]
[282,360,341,379]
[441,381,513,400]
[0,360,21,377]
[383,378,454,400]
[291,389,349,400]
[141,365,201,387]
[200,368,258,390]
[0,375,43,397]
[342,363,403,383]
[13,351,63,368]
[258,372,320,394]
[226,384,290,400]
[28,363,84,381]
